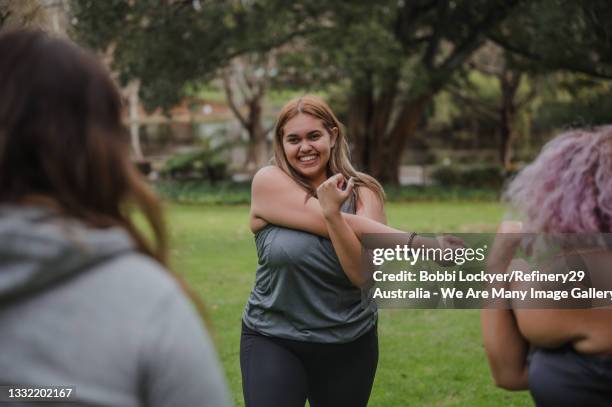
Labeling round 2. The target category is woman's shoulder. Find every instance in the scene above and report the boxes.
[85,253,184,303]
[355,184,382,203]
[251,166,290,195]
[354,183,386,223]
[252,165,292,187]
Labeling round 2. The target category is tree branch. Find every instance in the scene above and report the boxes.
[439,0,522,74]
[488,33,612,80]
[222,69,249,130]
[447,85,500,117]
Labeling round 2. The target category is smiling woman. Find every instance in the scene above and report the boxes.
[241,96,385,407]
[241,95,461,407]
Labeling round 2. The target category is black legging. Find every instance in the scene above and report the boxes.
[240,322,378,407]
[529,345,612,406]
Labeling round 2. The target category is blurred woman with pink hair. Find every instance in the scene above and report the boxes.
[482,127,612,406]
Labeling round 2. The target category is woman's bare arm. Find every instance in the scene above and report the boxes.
[250,166,401,237]
[481,309,529,390]
[316,174,387,287]
[250,166,457,252]
[251,167,392,287]
[317,175,366,287]
[481,230,529,391]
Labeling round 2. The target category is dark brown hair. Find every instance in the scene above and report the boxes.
[0,29,168,263]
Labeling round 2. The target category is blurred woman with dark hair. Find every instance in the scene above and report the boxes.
[0,30,230,407]
[482,127,612,406]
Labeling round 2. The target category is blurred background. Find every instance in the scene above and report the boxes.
[3,0,611,201]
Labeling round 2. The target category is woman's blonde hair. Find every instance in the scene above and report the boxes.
[273,95,385,202]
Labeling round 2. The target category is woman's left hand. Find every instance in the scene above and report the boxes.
[434,235,466,266]
[436,235,466,252]
[317,174,354,219]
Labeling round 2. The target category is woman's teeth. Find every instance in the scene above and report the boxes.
[299,155,317,162]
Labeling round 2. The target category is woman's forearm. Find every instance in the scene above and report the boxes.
[324,213,369,287]
[481,308,529,390]
[252,166,415,238]
[342,214,406,237]
[343,214,443,249]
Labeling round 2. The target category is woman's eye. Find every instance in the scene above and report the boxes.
[287,138,299,144]
[309,133,320,140]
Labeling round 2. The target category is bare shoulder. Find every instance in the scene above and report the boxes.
[252,165,289,185]
[356,186,384,210]
[356,186,386,223]
[252,166,299,198]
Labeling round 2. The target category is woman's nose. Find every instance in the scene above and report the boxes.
[299,140,313,151]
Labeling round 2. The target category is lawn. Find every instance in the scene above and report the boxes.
[166,201,533,406]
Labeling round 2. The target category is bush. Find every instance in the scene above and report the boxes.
[154,180,251,205]
[154,180,499,205]
[384,185,499,201]
[160,137,243,183]
[431,165,504,189]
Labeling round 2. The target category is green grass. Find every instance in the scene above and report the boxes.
[166,202,533,407]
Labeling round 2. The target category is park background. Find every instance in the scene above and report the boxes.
[2,1,612,405]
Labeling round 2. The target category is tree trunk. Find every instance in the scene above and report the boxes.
[499,70,521,172]
[125,79,143,161]
[243,96,268,172]
[344,61,435,186]
[499,105,515,171]
[348,72,374,170]
[368,93,433,185]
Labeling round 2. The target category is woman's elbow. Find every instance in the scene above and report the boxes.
[490,368,529,391]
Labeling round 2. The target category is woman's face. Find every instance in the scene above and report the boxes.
[282,113,337,187]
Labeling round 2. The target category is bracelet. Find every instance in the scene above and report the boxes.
[407,231,417,250]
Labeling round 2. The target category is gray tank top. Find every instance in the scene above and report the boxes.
[242,195,377,343]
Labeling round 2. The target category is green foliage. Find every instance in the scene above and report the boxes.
[432,165,505,189]
[161,139,239,182]
[71,0,236,109]
[69,0,612,181]
[532,74,612,131]
[384,185,499,202]
[155,181,499,205]
[70,0,333,110]
[155,181,251,205]
[534,97,612,131]
[491,0,612,79]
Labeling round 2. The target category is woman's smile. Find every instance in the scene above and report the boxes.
[297,154,320,167]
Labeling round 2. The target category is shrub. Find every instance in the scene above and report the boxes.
[431,165,504,189]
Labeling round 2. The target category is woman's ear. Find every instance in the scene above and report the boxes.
[331,127,339,148]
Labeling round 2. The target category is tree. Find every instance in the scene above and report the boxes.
[70,0,327,109]
[222,52,276,172]
[70,0,612,183]
[70,0,326,167]
[72,0,250,162]
[284,0,523,184]
[449,43,537,171]
[489,0,612,81]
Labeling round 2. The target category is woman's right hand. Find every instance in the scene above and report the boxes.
[316,174,354,219]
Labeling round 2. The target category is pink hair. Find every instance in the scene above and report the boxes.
[505,126,612,233]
